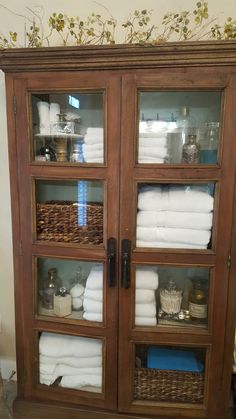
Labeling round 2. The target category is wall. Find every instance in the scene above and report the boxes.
[0,0,235,379]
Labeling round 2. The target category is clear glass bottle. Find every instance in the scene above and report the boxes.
[189,278,208,323]
[200,121,219,164]
[42,267,59,310]
[177,106,196,144]
[182,134,200,164]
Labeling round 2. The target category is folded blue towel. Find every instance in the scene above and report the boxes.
[147,347,204,372]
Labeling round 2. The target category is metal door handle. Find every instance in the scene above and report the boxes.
[107,237,116,287]
[121,239,131,289]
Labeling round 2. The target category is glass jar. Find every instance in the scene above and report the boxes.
[160,279,183,316]
[182,134,200,164]
[200,121,219,164]
[189,278,208,323]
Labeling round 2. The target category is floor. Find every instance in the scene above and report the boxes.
[0,378,235,419]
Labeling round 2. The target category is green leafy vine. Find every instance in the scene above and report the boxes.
[0,1,236,49]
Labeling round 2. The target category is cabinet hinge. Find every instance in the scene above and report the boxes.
[227,254,231,269]
[19,240,23,256]
[13,96,17,115]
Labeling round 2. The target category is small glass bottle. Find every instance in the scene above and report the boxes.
[42,268,58,310]
[182,134,200,164]
[177,106,196,144]
[189,279,208,323]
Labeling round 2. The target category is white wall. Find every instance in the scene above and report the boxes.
[0,0,235,379]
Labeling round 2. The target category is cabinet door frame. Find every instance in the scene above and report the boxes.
[118,69,236,418]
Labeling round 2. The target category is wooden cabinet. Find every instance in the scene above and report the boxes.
[1,41,236,419]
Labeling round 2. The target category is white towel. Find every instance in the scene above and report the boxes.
[40,373,58,386]
[37,101,50,134]
[40,363,102,377]
[135,289,156,304]
[139,137,168,147]
[138,146,168,159]
[137,210,213,230]
[138,185,214,213]
[70,283,85,298]
[138,157,165,164]
[83,298,103,314]
[72,297,83,310]
[136,267,159,290]
[135,316,157,326]
[136,240,205,249]
[60,374,102,389]
[137,226,211,246]
[84,289,103,302]
[39,333,102,358]
[136,303,156,317]
[83,143,103,151]
[83,312,103,322]
[40,354,102,368]
[86,265,103,290]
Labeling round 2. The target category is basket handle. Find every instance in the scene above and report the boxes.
[121,239,131,289]
[107,237,116,287]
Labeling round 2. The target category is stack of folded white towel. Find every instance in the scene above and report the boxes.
[83,265,103,322]
[82,127,104,163]
[70,283,85,311]
[138,131,169,164]
[135,266,159,326]
[39,332,102,391]
[137,185,214,249]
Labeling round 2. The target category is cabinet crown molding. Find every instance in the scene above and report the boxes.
[1,40,236,72]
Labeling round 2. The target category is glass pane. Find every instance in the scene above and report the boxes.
[39,332,103,393]
[31,92,104,164]
[135,265,209,329]
[37,258,103,323]
[138,91,221,165]
[134,344,205,404]
[136,183,215,249]
[35,179,103,245]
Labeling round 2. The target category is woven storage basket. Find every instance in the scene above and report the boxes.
[36,200,103,244]
[134,368,204,404]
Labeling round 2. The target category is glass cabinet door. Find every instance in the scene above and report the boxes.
[31,91,105,164]
[138,91,221,165]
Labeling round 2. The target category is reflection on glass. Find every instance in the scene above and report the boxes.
[35,180,103,245]
[138,91,221,164]
[134,344,205,403]
[37,258,103,322]
[32,92,104,164]
[136,183,215,249]
[39,332,103,392]
[135,265,209,329]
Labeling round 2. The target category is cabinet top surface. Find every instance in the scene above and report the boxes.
[1,40,236,72]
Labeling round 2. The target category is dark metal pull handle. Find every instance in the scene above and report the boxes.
[107,237,116,287]
[121,239,131,289]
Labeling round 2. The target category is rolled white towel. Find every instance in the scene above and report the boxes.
[40,373,58,386]
[70,283,85,298]
[84,289,103,302]
[72,296,83,310]
[139,136,168,147]
[138,146,168,159]
[39,333,102,358]
[86,265,103,290]
[136,303,157,317]
[83,312,103,322]
[40,354,102,368]
[137,226,211,246]
[135,289,156,304]
[60,374,102,389]
[138,185,214,213]
[137,210,213,230]
[136,240,205,249]
[136,266,159,290]
[135,316,157,326]
[83,298,103,314]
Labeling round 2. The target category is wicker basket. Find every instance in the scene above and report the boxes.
[36,201,103,244]
[134,368,204,404]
